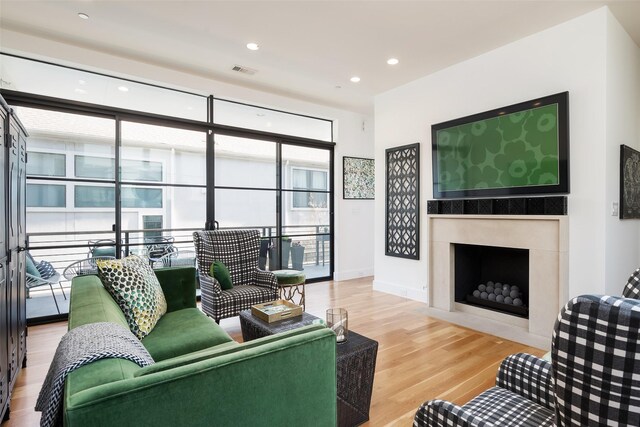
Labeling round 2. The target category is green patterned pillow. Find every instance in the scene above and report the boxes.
[97,255,167,339]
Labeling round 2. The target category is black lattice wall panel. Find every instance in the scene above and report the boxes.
[385,143,420,259]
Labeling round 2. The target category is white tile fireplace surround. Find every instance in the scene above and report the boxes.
[428,215,568,350]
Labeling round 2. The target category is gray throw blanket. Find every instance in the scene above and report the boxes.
[36,322,155,427]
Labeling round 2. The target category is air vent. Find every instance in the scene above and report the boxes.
[231,65,257,75]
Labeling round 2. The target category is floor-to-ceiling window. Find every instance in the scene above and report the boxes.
[120,121,207,258]
[1,53,334,323]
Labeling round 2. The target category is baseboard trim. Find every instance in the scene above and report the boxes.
[372,279,428,303]
[334,268,374,282]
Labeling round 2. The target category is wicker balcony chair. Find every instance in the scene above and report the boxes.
[193,230,278,323]
[414,294,640,426]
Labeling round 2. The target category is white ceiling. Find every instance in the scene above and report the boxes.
[1,1,640,114]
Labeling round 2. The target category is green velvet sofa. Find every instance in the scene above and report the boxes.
[64,267,337,426]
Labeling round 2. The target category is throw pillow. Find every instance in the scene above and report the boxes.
[210,261,233,290]
[26,255,41,278]
[97,255,167,339]
[36,261,58,280]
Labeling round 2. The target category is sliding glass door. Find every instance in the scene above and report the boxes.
[19,107,116,319]
[120,121,207,257]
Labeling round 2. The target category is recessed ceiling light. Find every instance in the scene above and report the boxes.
[350,76,361,83]
[117,86,129,92]
[335,85,342,89]
[78,79,86,85]
[246,42,260,51]
[74,88,86,94]
[387,58,399,65]
[78,13,89,20]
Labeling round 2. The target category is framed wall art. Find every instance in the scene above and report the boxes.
[343,156,374,199]
[620,144,640,219]
[385,143,420,259]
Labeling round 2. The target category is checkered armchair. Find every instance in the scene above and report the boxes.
[415,294,640,426]
[414,353,554,426]
[623,267,640,299]
[193,230,278,322]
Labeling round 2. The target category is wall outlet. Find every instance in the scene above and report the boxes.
[612,202,619,217]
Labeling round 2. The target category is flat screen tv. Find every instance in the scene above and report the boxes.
[432,92,569,199]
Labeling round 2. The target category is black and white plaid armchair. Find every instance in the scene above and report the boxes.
[193,230,278,322]
[415,294,640,426]
[623,267,640,299]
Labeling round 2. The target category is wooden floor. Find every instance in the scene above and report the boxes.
[3,277,544,427]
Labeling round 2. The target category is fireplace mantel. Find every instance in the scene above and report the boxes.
[427,214,569,349]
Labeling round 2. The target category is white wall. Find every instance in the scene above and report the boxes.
[604,10,640,295]
[374,7,640,302]
[0,28,375,281]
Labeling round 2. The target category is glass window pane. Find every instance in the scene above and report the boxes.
[214,135,276,188]
[292,192,308,208]
[282,145,330,190]
[121,186,163,208]
[292,169,307,188]
[121,186,205,256]
[121,159,162,182]
[215,189,276,233]
[21,107,116,238]
[75,185,114,208]
[276,233,330,279]
[286,190,330,217]
[214,99,332,142]
[27,152,65,177]
[2,54,207,121]
[75,155,114,179]
[121,121,206,185]
[27,184,66,207]
[312,171,327,190]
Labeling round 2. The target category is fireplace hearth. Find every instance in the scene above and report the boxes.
[454,244,529,318]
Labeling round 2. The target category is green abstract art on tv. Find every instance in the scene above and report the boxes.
[435,104,560,192]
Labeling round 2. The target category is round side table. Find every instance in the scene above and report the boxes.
[272,270,306,310]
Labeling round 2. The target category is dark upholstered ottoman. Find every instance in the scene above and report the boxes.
[239,310,378,426]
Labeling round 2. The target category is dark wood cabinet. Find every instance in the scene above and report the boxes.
[1,96,27,422]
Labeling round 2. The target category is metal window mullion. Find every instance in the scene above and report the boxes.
[329,146,335,279]
[206,129,215,229]
[276,142,282,268]
[115,117,122,257]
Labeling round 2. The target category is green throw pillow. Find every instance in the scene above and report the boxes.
[26,255,41,278]
[210,261,233,290]
[97,255,167,340]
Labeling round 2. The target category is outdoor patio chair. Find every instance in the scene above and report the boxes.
[414,294,640,426]
[193,229,278,322]
[26,252,64,314]
[145,236,177,261]
[62,256,116,282]
[88,239,118,258]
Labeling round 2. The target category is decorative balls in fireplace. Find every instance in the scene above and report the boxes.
[472,281,524,306]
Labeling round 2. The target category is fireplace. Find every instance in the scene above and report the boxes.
[454,244,529,318]
[427,215,568,349]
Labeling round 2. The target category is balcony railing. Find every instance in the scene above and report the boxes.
[25,224,330,320]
